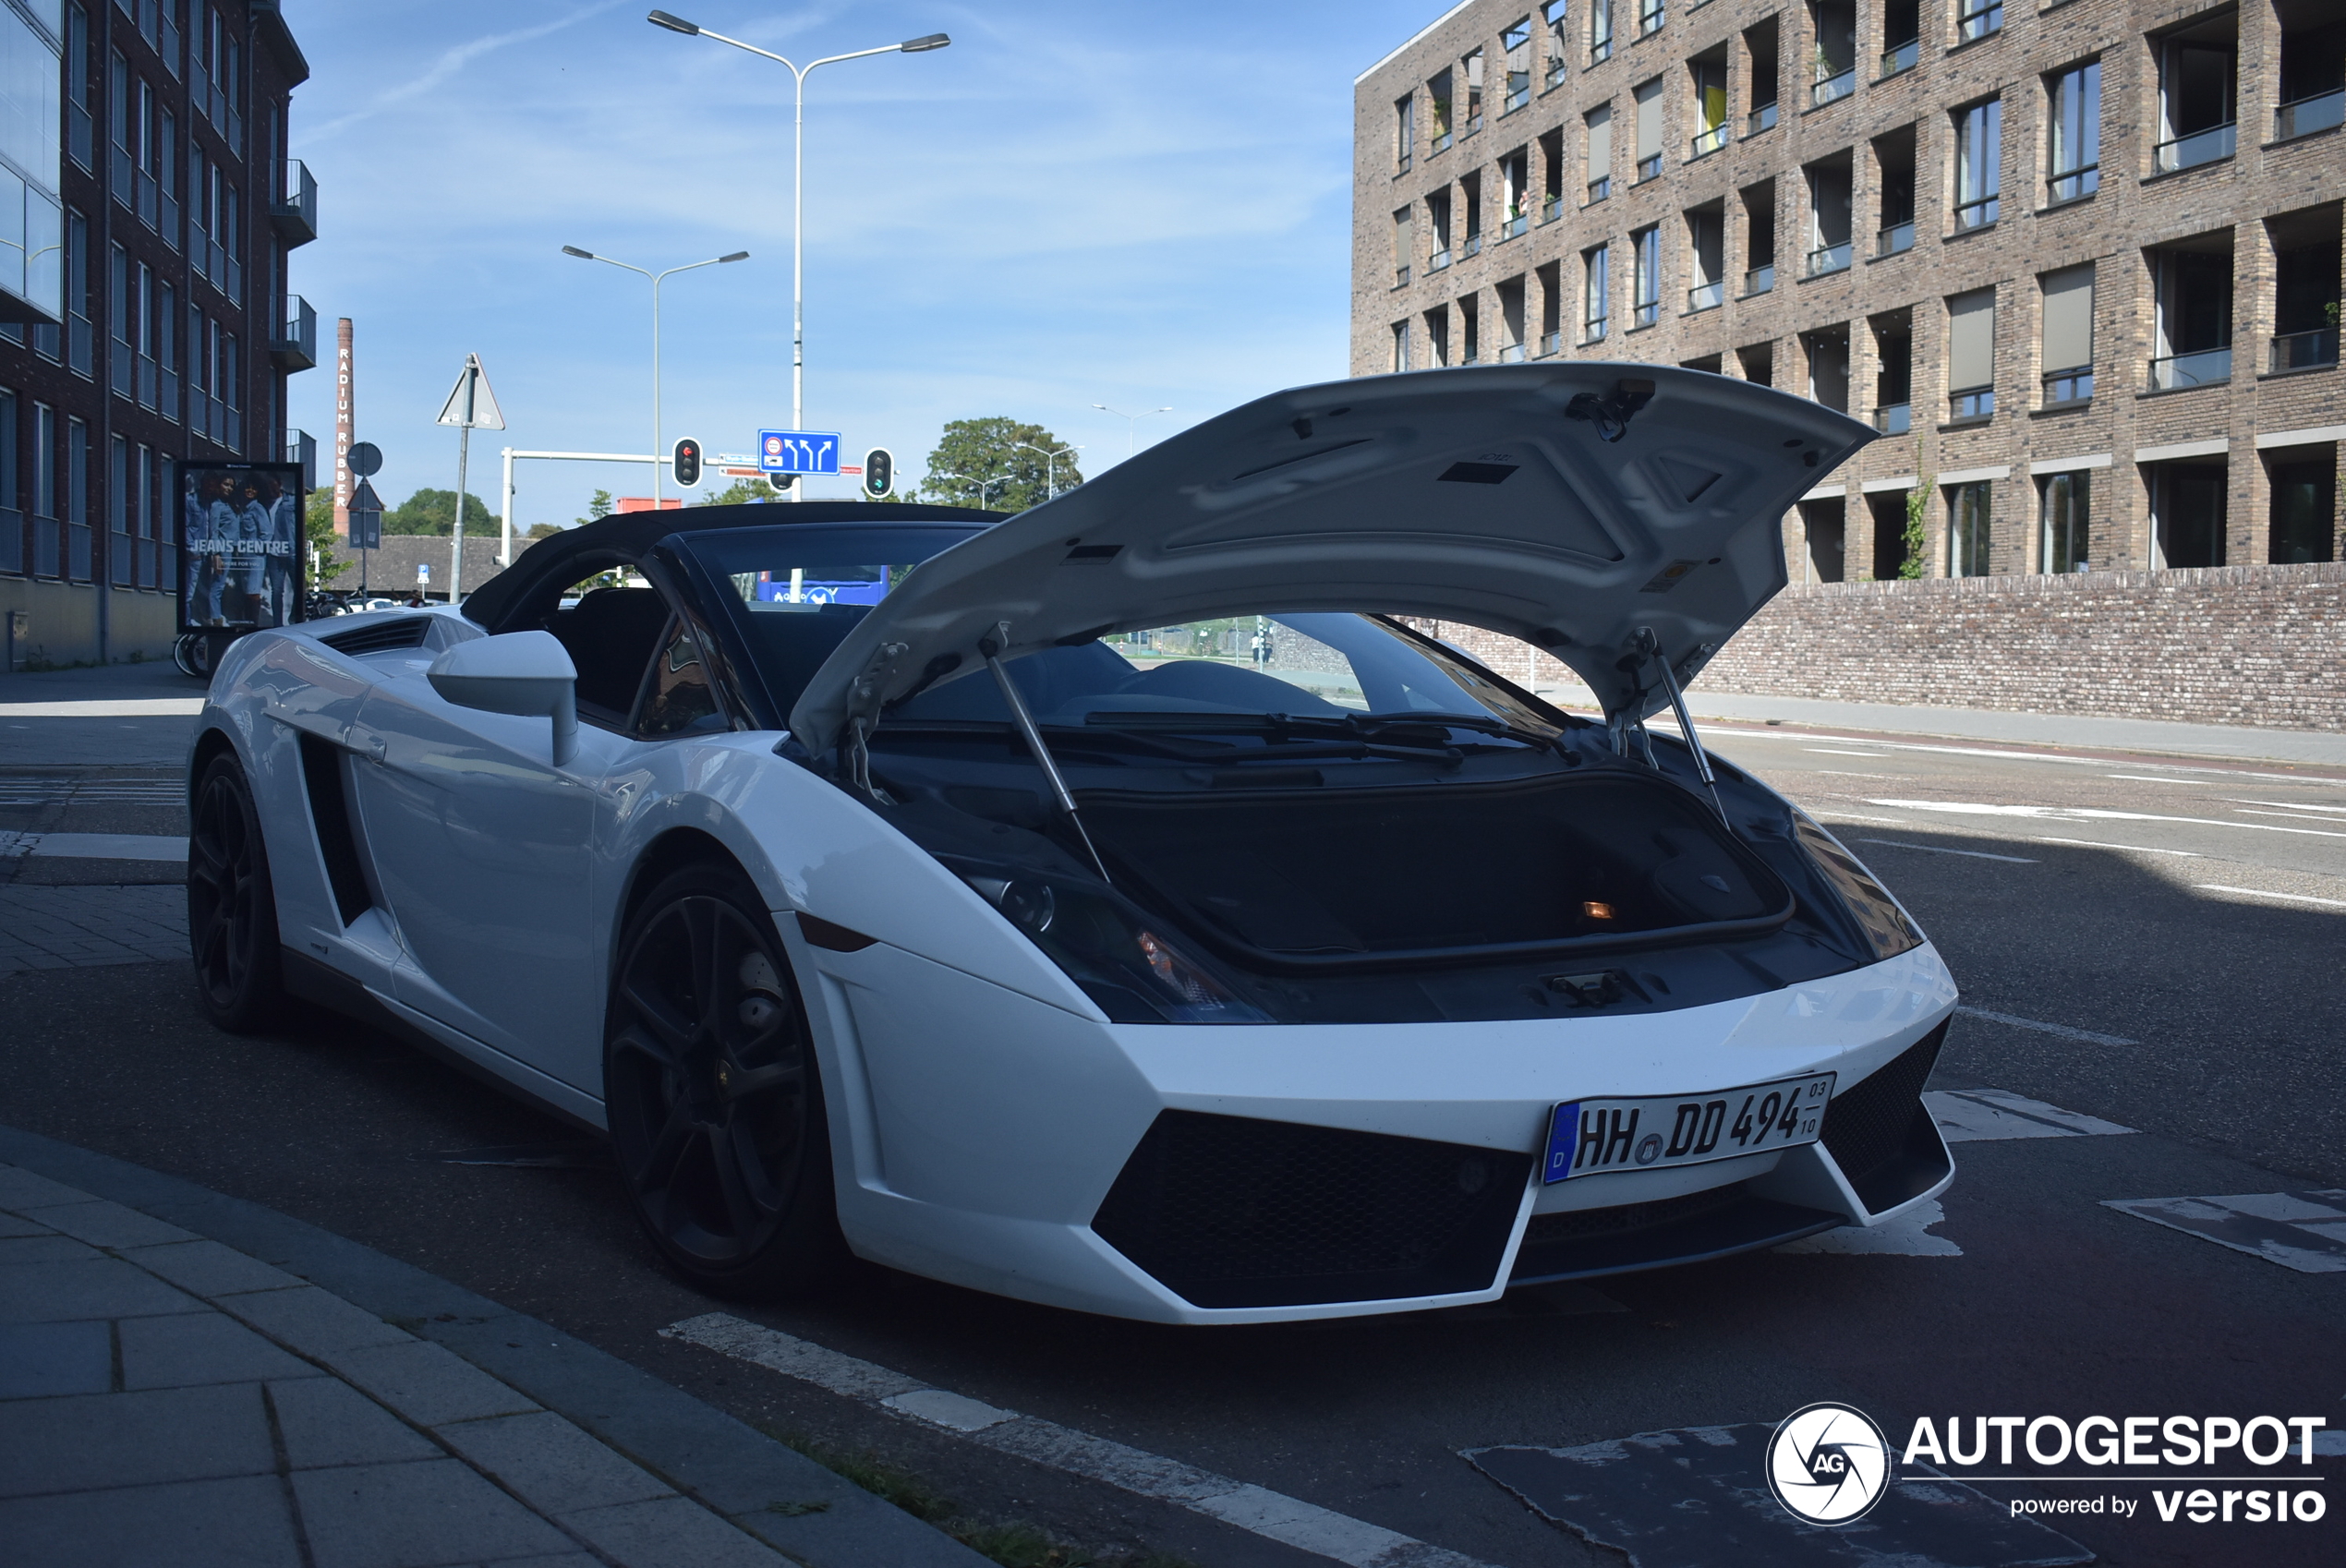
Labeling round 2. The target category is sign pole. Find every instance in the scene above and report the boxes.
[500,447,514,565]
[435,354,506,605]
[451,421,469,603]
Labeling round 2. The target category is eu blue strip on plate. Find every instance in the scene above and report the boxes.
[1543,1102,1580,1185]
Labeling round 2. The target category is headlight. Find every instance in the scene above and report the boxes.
[1790,812,1925,960]
[952,864,1270,1024]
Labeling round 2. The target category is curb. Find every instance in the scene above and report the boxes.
[0,1120,990,1568]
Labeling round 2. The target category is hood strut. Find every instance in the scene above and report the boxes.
[1638,626,1727,824]
[980,622,1113,884]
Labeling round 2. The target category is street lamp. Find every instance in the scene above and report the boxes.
[1015,440,1082,500]
[562,245,748,506]
[1092,404,1172,458]
[649,11,949,500]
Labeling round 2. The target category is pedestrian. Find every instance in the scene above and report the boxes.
[406,589,427,609]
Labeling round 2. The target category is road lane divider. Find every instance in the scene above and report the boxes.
[2191,885,2346,911]
[1866,798,2346,840]
[2032,835,2201,857]
[2104,1192,2346,1274]
[1951,1007,2137,1047]
[1854,838,2038,864]
[1925,1089,2136,1141]
[660,1313,1502,1568]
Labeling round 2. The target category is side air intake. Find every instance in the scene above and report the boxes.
[296,734,374,926]
[320,617,432,657]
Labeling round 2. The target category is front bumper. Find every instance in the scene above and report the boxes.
[804,935,1957,1324]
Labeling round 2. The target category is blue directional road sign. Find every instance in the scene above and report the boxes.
[758,429,842,476]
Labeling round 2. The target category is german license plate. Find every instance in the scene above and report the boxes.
[1542,1073,1835,1184]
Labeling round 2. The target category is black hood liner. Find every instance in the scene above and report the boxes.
[1077,771,1794,972]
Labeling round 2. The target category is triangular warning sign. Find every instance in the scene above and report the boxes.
[348,477,385,513]
[435,353,506,430]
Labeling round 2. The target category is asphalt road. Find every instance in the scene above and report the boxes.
[3,716,2341,1567]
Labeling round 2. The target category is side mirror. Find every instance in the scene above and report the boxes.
[428,631,579,767]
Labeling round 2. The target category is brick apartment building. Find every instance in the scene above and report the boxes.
[1351,0,2343,585]
[1,0,315,667]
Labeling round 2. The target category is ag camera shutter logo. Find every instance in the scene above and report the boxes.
[1767,1403,1893,1524]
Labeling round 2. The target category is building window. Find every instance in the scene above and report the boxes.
[2151,463,2227,569]
[109,434,127,535]
[1875,127,1917,256]
[1395,95,1414,171]
[1953,99,2001,231]
[2270,216,2341,374]
[1799,498,1846,584]
[1458,293,1480,364]
[2046,62,2099,203]
[1429,68,1454,152]
[1873,313,1912,433]
[1811,3,1856,106]
[1948,482,1992,577]
[1805,157,1852,275]
[2276,13,2346,140]
[1631,226,1660,327]
[1742,180,1776,295]
[1392,320,1411,373]
[109,49,132,200]
[1538,259,1563,354]
[1947,288,1996,420]
[1803,326,1850,413]
[2149,243,2233,391]
[1498,274,1528,361]
[2155,13,2237,173]
[1427,187,1453,271]
[1745,17,1779,134]
[1638,0,1663,40]
[2039,472,2090,573]
[1685,205,1723,311]
[1584,104,1612,202]
[1689,54,1727,158]
[1955,0,2001,45]
[1463,49,1484,135]
[1500,150,1530,237]
[65,210,92,377]
[2039,264,2094,405]
[1503,17,1533,113]
[1583,244,1610,342]
[1543,1,1570,87]
[67,4,93,169]
[1633,78,1663,181]
[108,244,132,396]
[1392,207,1412,287]
[157,282,178,419]
[1590,0,1614,65]
[2268,453,2337,564]
[1880,0,1919,79]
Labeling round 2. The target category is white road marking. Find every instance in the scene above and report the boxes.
[2231,807,2346,826]
[2224,798,2346,814]
[2193,884,2346,911]
[1952,1007,2137,1046]
[1854,838,2038,863]
[1925,1088,2135,1141]
[2031,835,2201,857]
[2104,1191,2346,1274]
[662,1313,1500,1568]
[3,832,189,861]
[1775,1200,1961,1255]
[1812,811,1910,824]
[1802,748,1887,756]
[2105,774,2211,785]
[1808,770,1893,778]
[1866,797,2346,839]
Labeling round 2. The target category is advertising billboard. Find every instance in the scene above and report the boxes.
[177,461,305,633]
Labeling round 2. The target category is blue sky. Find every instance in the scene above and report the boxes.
[284,0,1436,526]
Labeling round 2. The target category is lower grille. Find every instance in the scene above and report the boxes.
[1820,1020,1950,1209]
[1519,1184,1748,1247]
[1091,1111,1530,1309]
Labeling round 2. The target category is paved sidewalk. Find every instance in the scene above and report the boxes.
[0,885,187,972]
[0,1143,989,1568]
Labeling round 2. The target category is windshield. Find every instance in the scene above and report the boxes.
[893,612,1564,736]
[672,523,983,715]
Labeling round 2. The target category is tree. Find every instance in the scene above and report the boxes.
[702,477,791,507]
[575,488,615,528]
[525,522,563,541]
[303,489,349,585]
[384,488,497,536]
[1900,476,1932,580]
[920,417,1084,514]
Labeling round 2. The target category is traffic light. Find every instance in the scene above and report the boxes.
[863,448,894,499]
[671,437,702,488]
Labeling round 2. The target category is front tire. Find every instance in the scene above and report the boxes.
[604,863,847,1297]
[187,752,285,1032]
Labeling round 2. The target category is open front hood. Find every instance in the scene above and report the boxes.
[791,364,1869,746]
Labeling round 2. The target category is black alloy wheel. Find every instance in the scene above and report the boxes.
[604,862,846,1296]
[187,752,285,1032]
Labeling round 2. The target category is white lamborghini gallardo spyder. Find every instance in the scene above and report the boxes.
[187,366,1956,1323]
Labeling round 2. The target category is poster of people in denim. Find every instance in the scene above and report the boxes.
[177,463,305,633]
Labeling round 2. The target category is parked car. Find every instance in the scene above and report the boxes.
[186,366,1953,1323]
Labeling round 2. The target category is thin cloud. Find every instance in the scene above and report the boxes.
[299,2,625,144]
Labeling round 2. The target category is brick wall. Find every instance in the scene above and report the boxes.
[1416,563,2346,731]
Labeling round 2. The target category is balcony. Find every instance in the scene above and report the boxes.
[286,429,318,490]
[1955,0,2001,43]
[1463,232,1482,258]
[1953,195,1998,233]
[1865,217,1912,259]
[1688,124,1726,160]
[2269,328,2339,374]
[2042,368,2093,405]
[1686,279,1723,312]
[2275,89,2344,142]
[1547,59,1567,90]
[1505,86,1530,114]
[272,161,318,246]
[1806,242,1852,277]
[1500,212,1528,241]
[1746,102,1778,137]
[1874,402,1911,434]
[2047,164,2098,204]
[1432,129,1454,154]
[1465,113,1483,138]
[1586,176,1611,204]
[1585,319,1609,344]
[1810,69,1856,108]
[2154,122,2235,173]
[1590,40,1613,66]
[2148,347,2230,390]
[1880,39,1917,79]
[1541,330,1563,356]
[1633,299,1658,328]
[1635,154,1662,182]
[1397,151,1412,174]
[1948,385,1995,421]
[1394,264,1410,288]
[1500,342,1528,363]
[1542,194,1562,223]
[1743,263,1775,296]
[272,296,318,373]
[1429,247,1452,273]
